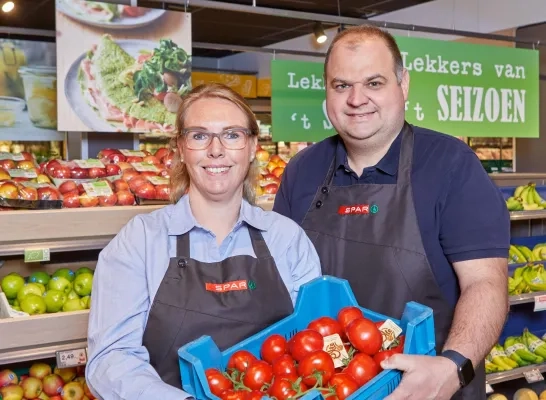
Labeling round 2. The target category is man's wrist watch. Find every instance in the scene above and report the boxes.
[439,350,475,388]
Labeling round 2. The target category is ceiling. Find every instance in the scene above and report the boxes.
[0,0,433,57]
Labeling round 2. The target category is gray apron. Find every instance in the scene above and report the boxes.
[301,123,485,399]
[142,226,294,389]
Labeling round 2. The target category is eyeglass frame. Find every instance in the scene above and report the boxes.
[180,127,254,150]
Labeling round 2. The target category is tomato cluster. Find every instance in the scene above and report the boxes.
[205,307,405,400]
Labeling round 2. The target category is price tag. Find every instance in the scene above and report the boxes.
[22,182,50,189]
[0,151,12,160]
[8,169,37,178]
[147,176,169,185]
[120,149,146,157]
[82,181,113,197]
[524,368,544,383]
[485,383,494,394]
[534,295,546,312]
[56,348,88,368]
[131,162,159,172]
[24,248,50,263]
[378,319,403,349]
[323,334,350,368]
[74,159,104,168]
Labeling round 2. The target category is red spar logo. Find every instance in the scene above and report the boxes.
[338,204,370,215]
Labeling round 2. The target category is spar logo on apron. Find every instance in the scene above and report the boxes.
[337,204,379,215]
[205,280,257,293]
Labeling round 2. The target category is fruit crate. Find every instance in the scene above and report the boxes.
[178,276,435,400]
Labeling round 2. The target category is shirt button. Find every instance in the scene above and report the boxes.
[316,200,323,208]
[178,258,188,268]
[321,187,329,194]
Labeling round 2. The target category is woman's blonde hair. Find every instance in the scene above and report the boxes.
[169,83,260,204]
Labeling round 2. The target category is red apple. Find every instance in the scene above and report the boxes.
[126,156,143,163]
[79,194,99,208]
[50,396,63,400]
[0,369,18,386]
[96,148,120,160]
[0,159,15,171]
[99,193,117,207]
[0,182,19,199]
[45,159,61,175]
[38,187,61,201]
[272,167,285,178]
[19,374,28,382]
[113,179,129,192]
[70,168,89,179]
[19,151,33,161]
[88,167,106,179]
[116,162,133,171]
[122,169,140,182]
[135,182,156,199]
[255,149,270,162]
[162,153,175,169]
[77,183,86,195]
[270,154,283,163]
[263,174,281,185]
[116,190,135,205]
[52,165,72,179]
[19,186,38,200]
[61,381,84,400]
[58,180,78,195]
[28,363,52,379]
[21,376,43,399]
[128,176,147,192]
[104,152,126,164]
[0,169,9,180]
[155,184,170,200]
[16,160,36,170]
[11,177,29,183]
[154,147,170,160]
[143,155,160,165]
[63,193,80,208]
[263,183,278,194]
[0,384,23,399]
[42,374,64,397]
[139,171,159,178]
[105,164,121,176]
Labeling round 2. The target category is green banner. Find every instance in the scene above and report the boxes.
[271,36,539,142]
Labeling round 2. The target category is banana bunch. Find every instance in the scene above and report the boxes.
[508,264,532,295]
[506,183,546,211]
[522,329,546,359]
[486,344,519,372]
[509,245,534,264]
[504,336,544,366]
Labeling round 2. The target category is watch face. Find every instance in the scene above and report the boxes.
[460,359,475,386]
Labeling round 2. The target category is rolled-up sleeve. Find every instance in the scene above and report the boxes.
[86,216,192,400]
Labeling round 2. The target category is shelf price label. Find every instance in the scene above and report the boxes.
[523,368,544,383]
[24,248,50,263]
[534,295,546,312]
[485,383,494,394]
[56,348,88,368]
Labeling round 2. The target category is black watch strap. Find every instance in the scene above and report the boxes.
[440,350,475,388]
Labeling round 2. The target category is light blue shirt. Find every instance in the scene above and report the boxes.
[86,195,322,400]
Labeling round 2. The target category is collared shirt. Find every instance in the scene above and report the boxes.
[86,195,322,400]
[273,124,510,308]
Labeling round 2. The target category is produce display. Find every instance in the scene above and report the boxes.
[506,183,546,211]
[509,244,546,264]
[0,362,95,400]
[508,264,546,296]
[1,267,94,315]
[255,145,286,197]
[486,328,546,373]
[488,389,546,400]
[204,306,405,400]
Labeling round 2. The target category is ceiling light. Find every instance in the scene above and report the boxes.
[313,22,327,44]
[2,1,14,12]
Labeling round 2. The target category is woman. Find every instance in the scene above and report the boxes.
[85,83,322,400]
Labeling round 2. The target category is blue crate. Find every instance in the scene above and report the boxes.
[178,276,435,400]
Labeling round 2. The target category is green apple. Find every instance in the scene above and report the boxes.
[75,267,94,277]
[28,271,50,286]
[52,268,75,282]
[62,298,85,312]
[73,273,93,297]
[47,276,72,294]
[17,283,44,303]
[12,299,19,307]
[20,294,47,315]
[1,273,25,300]
[80,295,91,309]
[35,283,46,294]
[67,290,80,300]
[42,290,67,313]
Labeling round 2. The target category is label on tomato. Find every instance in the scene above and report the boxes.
[74,159,105,168]
[378,319,403,349]
[323,333,350,368]
[131,162,159,172]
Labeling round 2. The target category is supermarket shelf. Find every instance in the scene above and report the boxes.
[510,210,546,221]
[510,291,546,305]
[0,129,66,142]
[0,339,88,365]
[487,363,546,385]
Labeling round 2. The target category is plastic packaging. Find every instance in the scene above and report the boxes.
[58,179,135,208]
[0,180,62,209]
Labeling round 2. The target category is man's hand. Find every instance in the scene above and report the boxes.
[381,354,460,400]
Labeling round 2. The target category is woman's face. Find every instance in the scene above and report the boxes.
[178,97,257,202]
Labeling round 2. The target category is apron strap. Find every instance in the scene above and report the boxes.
[177,232,190,258]
[397,122,414,185]
[248,226,272,259]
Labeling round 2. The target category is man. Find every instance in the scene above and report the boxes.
[273,25,509,399]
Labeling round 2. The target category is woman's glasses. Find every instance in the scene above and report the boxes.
[182,128,252,150]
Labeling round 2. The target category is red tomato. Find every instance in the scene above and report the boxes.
[297,350,335,386]
[389,335,405,354]
[272,354,297,376]
[337,306,364,329]
[374,320,385,329]
[373,349,397,369]
[245,390,266,400]
[329,373,360,400]
[243,360,274,390]
[220,390,248,400]
[308,316,344,338]
[268,374,306,400]
[344,353,380,386]
[227,350,257,372]
[346,318,382,356]
[261,334,288,363]
[205,368,233,397]
[288,329,324,361]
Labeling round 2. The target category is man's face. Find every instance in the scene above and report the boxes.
[325,36,409,144]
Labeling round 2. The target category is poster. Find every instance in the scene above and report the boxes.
[55,0,192,135]
[271,36,539,142]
